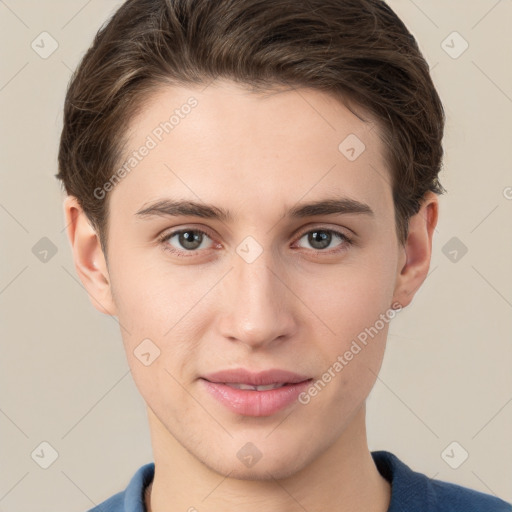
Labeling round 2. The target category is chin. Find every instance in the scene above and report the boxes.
[202,447,309,482]
[214,462,302,482]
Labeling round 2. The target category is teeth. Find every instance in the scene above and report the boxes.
[224,382,287,391]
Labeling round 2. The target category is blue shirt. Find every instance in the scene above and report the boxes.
[87,450,511,511]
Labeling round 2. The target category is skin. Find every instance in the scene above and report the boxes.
[64,79,438,512]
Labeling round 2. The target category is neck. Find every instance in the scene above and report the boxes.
[145,404,390,512]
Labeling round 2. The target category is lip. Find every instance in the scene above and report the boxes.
[201,368,311,386]
[200,368,313,417]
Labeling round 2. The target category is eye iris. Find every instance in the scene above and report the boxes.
[309,230,331,249]
[179,230,203,250]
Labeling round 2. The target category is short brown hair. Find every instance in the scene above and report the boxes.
[56,0,446,258]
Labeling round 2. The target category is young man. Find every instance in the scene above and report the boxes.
[56,0,511,511]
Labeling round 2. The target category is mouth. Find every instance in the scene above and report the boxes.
[201,368,312,387]
[219,382,293,391]
[199,372,314,417]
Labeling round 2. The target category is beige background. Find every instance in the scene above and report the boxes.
[1,1,511,510]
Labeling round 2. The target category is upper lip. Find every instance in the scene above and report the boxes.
[201,369,312,386]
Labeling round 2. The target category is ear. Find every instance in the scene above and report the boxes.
[63,195,117,316]
[392,191,439,308]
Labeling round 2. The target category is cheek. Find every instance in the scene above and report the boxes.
[108,256,212,376]
[109,249,200,332]
[296,256,397,342]
[292,252,396,401]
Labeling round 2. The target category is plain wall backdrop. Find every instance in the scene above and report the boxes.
[1,1,511,510]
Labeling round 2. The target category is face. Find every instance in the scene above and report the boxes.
[71,79,427,480]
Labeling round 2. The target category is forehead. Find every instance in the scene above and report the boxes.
[108,79,392,223]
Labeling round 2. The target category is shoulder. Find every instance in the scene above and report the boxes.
[86,491,124,512]
[85,462,155,512]
[371,450,511,512]
[428,478,512,511]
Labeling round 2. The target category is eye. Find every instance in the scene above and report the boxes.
[158,228,215,257]
[157,226,354,259]
[294,228,353,253]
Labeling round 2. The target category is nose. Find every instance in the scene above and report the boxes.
[217,247,298,350]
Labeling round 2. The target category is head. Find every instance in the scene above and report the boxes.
[58,0,444,480]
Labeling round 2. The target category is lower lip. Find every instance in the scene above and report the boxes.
[200,378,313,417]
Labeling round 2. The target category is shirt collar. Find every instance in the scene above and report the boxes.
[371,450,435,511]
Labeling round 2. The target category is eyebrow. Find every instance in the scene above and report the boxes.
[135,196,374,222]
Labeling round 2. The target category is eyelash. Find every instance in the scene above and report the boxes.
[157,226,354,259]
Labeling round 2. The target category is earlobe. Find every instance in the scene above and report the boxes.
[392,192,439,308]
[63,195,117,316]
